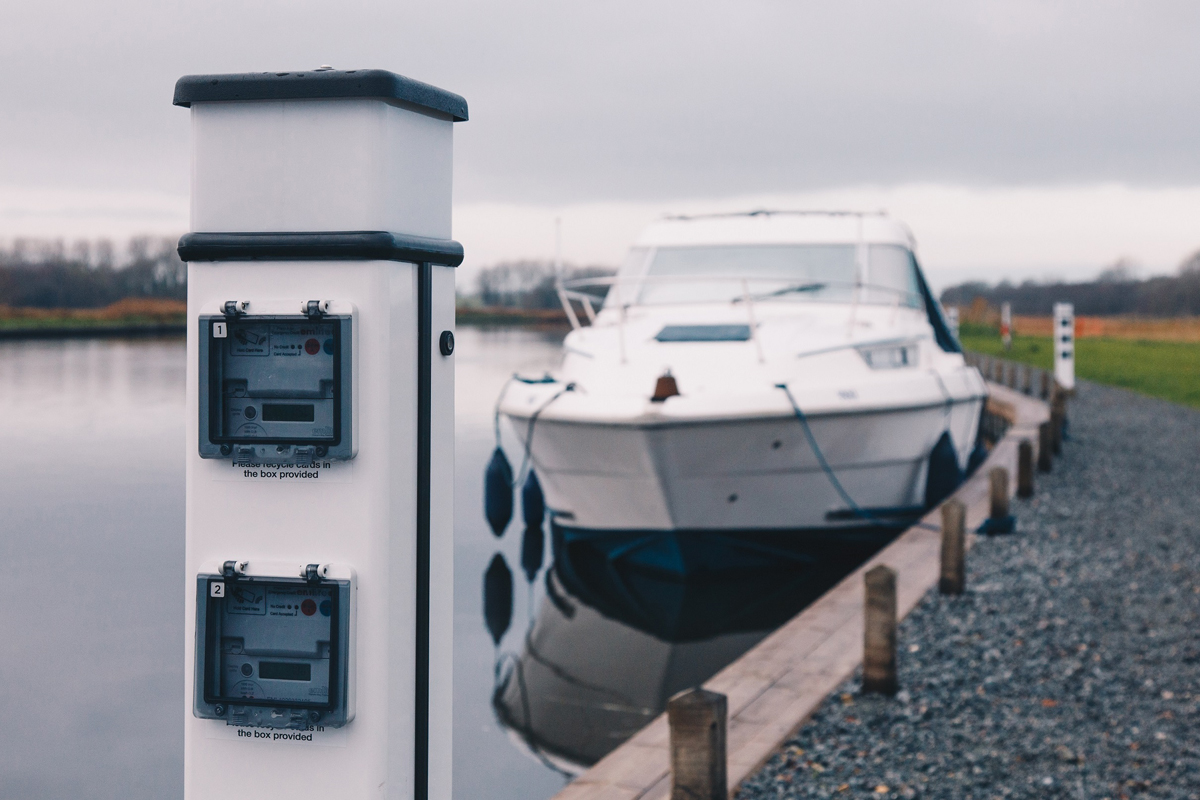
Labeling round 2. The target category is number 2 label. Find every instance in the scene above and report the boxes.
[210,582,225,598]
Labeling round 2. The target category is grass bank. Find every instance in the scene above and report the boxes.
[960,323,1200,409]
[0,298,185,332]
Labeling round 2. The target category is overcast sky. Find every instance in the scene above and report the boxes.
[2,0,1199,288]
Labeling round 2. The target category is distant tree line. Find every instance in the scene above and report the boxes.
[472,260,615,309]
[0,237,186,308]
[940,252,1200,316]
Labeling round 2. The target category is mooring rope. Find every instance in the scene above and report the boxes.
[492,376,576,488]
[775,383,940,532]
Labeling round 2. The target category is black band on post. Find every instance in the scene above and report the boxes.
[177,231,463,267]
[414,261,433,800]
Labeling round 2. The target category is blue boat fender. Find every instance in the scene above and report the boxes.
[965,440,988,476]
[924,431,965,508]
[521,469,546,529]
[484,447,514,537]
[520,524,545,583]
[483,553,514,647]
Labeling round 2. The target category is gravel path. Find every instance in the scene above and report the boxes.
[737,381,1200,800]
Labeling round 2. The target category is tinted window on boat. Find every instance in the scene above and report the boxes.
[866,245,923,307]
[622,244,922,307]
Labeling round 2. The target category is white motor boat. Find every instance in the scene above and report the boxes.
[496,211,987,571]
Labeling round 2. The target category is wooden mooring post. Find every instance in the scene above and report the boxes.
[1017,439,1034,498]
[1022,364,1033,395]
[980,466,1016,534]
[1050,390,1066,456]
[1038,421,1053,472]
[668,688,727,800]
[1040,370,1051,400]
[939,499,966,595]
[862,565,897,695]
[990,466,1009,519]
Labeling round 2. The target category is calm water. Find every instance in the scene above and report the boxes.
[0,328,876,799]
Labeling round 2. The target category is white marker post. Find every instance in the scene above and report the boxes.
[1000,301,1012,351]
[176,70,466,800]
[1054,301,1075,391]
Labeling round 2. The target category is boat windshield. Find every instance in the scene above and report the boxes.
[606,244,922,307]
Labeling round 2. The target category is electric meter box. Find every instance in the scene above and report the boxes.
[193,563,356,729]
[198,301,355,464]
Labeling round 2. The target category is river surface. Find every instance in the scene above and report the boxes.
[0,328,878,799]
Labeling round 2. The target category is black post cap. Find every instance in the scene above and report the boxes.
[174,69,467,122]
[177,231,464,266]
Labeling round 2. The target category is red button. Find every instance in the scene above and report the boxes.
[304,338,320,355]
[301,599,317,616]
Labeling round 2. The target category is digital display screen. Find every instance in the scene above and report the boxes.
[259,661,312,682]
[261,404,316,422]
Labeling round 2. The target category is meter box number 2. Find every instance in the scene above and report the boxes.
[198,304,354,464]
[194,567,354,729]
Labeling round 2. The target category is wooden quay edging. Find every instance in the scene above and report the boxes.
[550,382,1051,800]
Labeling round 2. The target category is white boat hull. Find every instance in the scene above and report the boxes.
[510,397,984,532]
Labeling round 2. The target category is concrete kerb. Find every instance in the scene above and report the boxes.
[548,382,1052,800]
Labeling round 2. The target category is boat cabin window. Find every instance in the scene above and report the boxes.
[611,244,922,308]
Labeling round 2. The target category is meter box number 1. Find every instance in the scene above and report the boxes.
[194,568,354,729]
[199,308,354,464]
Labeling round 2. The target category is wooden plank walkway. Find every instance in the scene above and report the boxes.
[551,383,1049,800]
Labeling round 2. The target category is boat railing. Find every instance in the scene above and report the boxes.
[554,274,923,366]
[554,273,922,331]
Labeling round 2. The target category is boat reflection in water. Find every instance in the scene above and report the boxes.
[489,521,893,775]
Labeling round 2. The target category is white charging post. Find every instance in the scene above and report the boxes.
[176,70,466,800]
[1054,301,1075,391]
[1000,301,1012,350]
